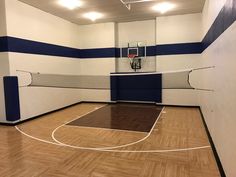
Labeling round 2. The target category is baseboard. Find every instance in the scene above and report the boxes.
[81,101,199,108]
[81,101,115,104]
[0,122,19,126]
[156,103,199,108]
[198,107,226,177]
[0,101,82,126]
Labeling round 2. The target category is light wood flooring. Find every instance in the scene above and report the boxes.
[0,103,221,177]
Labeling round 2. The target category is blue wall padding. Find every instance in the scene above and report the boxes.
[3,76,21,121]
[111,74,162,102]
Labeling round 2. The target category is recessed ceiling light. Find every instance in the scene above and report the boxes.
[152,2,176,14]
[83,12,103,22]
[58,0,82,10]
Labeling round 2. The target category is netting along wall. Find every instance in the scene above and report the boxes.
[30,73,110,89]
[23,70,193,90]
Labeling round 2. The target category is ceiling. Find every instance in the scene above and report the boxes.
[18,0,206,25]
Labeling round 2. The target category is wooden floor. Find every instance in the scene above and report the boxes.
[68,103,163,132]
[0,103,221,177]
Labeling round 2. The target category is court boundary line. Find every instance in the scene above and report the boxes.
[15,126,210,153]
[15,104,107,145]
[15,126,63,146]
[14,105,211,153]
[51,107,165,150]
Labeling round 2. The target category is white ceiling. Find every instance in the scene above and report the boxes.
[18,0,206,25]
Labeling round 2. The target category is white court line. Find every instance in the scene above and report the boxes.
[15,125,210,153]
[15,126,63,146]
[51,107,165,150]
[15,105,106,145]
[15,105,211,153]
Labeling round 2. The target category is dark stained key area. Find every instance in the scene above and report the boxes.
[68,103,163,132]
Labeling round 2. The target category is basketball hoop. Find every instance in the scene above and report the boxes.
[128,54,142,72]
[128,54,137,66]
[128,54,137,60]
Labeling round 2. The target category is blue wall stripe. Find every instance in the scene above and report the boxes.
[80,47,116,58]
[0,36,8,52]
[202,0,236,50]
[156,43,203,55]
[3,76,21,122]
[0,36,202,58]
[0,0,235,58]
[146,46,157,56]
[6,36,80,58]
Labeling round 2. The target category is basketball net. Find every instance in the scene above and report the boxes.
[128,54,137,63]
[128,54,141,72]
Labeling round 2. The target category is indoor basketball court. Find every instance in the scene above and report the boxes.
[0,0,235,176]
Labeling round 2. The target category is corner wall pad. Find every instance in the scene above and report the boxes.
[3,76,21,121]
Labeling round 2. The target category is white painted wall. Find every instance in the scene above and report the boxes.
[79,23,115,49]
[78,23,116,77]
[156,13,202,44]
[156,13,202,105]
[0,0,8,121]
[117,20,156,72]
[118,20,156,46]
[1,0,117,122]
[0,0,7,36]
[5,0,80,48]
[3,0,82,121]
[201,0,227,39]
[157,54,203,106]
[78,23,116,102]
[8,53,82,120]
[200,0,236,176]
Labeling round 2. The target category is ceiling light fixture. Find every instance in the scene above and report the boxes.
[58,0,82,10]
[83,12,103,22]
[152,2,176,14]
